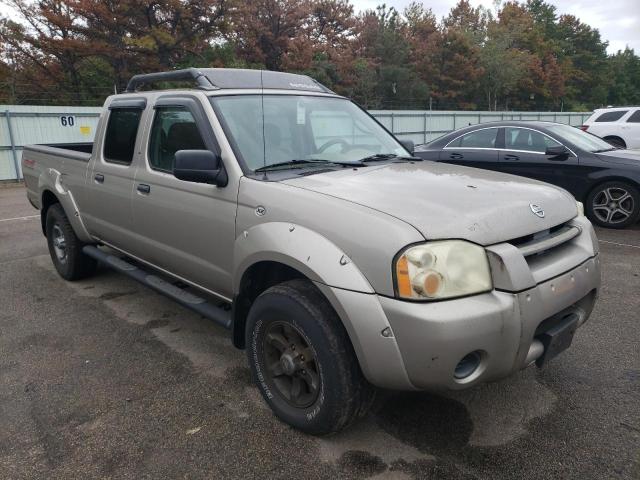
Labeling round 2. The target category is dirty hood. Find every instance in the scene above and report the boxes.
[282,161,578,245]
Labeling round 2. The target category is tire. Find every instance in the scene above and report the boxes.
[45,204,97,280]
[603,136,626,149]
[586,181,640,229]
[246,279,375,435]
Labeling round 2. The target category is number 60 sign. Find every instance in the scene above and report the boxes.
[60,115,75,127]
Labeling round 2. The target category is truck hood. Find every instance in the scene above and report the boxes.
[282,161,577,245]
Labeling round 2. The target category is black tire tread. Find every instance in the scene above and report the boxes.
[46,204,97,280]
[247,279,375,435]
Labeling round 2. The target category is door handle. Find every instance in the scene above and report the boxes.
[94,173,104,183]
[137,184,151,194]
[449,153,464,160]
[504,154,520,161]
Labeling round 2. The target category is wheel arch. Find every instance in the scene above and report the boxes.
[231,222,375,349]
[584,176,640,202]
[602,135,627,148]
[40,189,60,236]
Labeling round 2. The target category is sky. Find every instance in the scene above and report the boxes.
[349,0,640,54]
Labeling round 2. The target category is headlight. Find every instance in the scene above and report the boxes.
[576,201,584,217]
[394,241,492,300]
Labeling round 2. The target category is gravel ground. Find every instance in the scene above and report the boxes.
[0,185,638,479]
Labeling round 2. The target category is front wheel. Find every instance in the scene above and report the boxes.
[246,279,375,435]
[586,181,640,228]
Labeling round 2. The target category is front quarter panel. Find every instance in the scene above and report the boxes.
[233,221,374,294]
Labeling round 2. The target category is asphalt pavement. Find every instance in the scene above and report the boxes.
[0,184,638,479]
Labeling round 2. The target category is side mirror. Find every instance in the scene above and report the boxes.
[545,145,570,159]
[400,139,415,155]
[174,150,227,186]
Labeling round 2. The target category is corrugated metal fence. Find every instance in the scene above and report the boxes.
[0,105,591,181]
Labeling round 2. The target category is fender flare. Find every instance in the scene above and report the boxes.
[39,168,93,243]
[233,222,374,294]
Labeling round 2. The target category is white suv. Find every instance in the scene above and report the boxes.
[581,107,640,149]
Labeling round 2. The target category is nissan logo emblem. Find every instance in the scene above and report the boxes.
[530,204,545,218]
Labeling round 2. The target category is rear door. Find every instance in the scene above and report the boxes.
[499,127,580,194]
[440,127,501,171]
[130,94,238,299]
[622,110,640,149]
[83,98,146,247]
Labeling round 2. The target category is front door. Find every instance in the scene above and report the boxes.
[499,127,580,194]
[130,95,238,299]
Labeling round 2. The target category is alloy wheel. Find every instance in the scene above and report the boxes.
[592,186,635,225]
[262,321,321,408]
[51,224,68,262]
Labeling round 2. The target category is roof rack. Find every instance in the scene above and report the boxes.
[125,68,216,93]
[123,68,335,95]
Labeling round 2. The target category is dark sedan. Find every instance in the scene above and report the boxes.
[414,121,640,228]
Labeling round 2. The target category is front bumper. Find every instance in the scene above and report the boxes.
[318,216,601,391]
[378,254,600,390]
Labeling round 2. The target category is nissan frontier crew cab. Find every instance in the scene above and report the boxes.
[22,68,601,435]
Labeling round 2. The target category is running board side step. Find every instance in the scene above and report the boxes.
[82,245,232,330]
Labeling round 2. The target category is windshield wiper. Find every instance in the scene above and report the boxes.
[358,153,422,162]
[592,147,618,153]
[254,159,361,173]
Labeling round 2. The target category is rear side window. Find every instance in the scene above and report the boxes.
[594,111,627,122]
[148,107,206,172]
[627,110,640,123]
[447,128,498,149]
[104,109,142,164]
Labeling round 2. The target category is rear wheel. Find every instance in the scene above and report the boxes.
[586,181,640,228]
[603,136,626,149]
[246,279,374,435]
[45,204,97,280]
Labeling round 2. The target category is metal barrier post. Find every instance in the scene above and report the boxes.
[423,113,427,144]
[5,110,20,181]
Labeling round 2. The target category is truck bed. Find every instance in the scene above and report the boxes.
[25,142,93,162]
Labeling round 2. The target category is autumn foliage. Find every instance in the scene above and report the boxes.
[0,0,638,110]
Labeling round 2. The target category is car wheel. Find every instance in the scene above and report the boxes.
[246,279,375,435]
[45,204,97,280]
[586,181,640,228]
[603,136,626,149]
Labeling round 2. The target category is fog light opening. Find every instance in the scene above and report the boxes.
[454,351,482,380]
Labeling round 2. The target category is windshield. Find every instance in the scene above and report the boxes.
[545,124,616,152]
[210,95,407,171]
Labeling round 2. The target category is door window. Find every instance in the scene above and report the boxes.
[447,128,498,149]
[595,110,627,122]
[626,110,640,123]
[104,108,142,164]
[505,128,561,153]
[148,107,206,172]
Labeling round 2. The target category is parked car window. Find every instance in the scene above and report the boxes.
[505,128,561,153]
[447,128,498,149]
[626,110,640,123]
[148,107,206,172]
[595,111,628,122]
[104,108,142,164]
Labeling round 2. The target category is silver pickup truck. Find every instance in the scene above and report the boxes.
[22,68,601,434]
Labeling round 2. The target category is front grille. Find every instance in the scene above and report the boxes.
[509,222,581,258]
